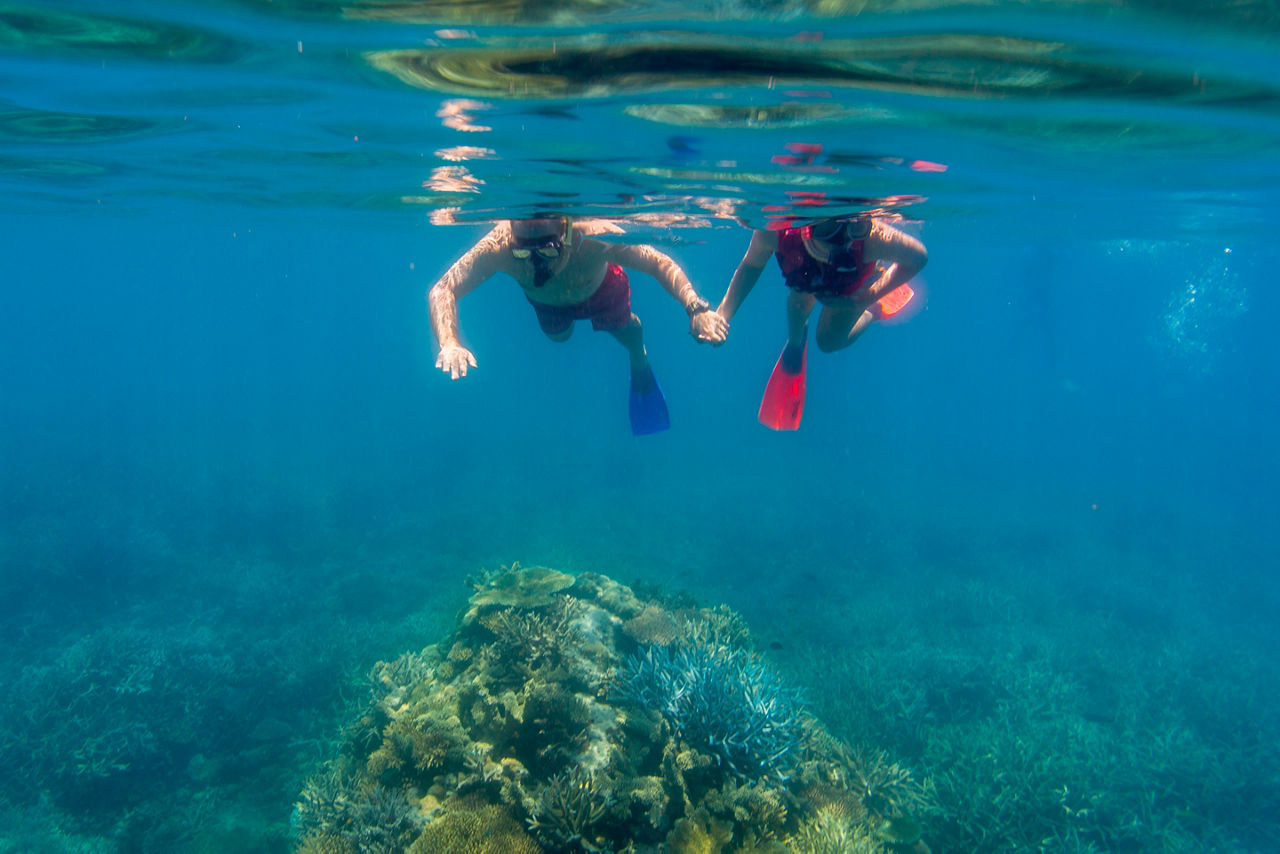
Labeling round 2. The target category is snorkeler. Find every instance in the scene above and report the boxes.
[428,216,728,435]
[714,215,927,430]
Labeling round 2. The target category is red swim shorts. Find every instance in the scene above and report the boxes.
[527,263,632,336]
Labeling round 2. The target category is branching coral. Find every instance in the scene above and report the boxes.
[294,764,356,840]
[346,783,427,852]
[370,649,434,697]
[373,714,465,776]
[686,606,753,651]
[843,744,935,821]
[787,811,881,854]
[294,776,423,854]
[525,766,613,852]
[2,626,226,798]
[482,603,580,675]
[620,641,805,780]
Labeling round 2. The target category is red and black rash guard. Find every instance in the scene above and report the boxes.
[774,227,875,296]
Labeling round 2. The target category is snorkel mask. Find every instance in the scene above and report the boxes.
[511,218,566,287]
[805,217,871,271]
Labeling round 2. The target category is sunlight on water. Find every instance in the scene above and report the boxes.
[1157,247,1247,374]
[1104,239,1249,376]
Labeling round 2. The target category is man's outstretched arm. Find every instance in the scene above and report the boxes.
[428,227,504,379]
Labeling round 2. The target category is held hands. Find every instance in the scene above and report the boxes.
[436,344,477,380]
[690,309,729,345]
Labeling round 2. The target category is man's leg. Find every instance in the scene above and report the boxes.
[608,313,647,371]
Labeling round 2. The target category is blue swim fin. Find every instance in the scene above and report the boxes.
[629,362,670,435]
[758,339,806,431]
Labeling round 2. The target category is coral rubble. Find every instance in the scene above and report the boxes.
[292,565,931,853]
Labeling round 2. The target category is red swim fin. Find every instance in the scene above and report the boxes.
[757,340,806,431]
[877,283,915,319]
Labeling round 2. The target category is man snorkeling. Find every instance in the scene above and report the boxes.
[428,216,728,434]
[713,215,927,430]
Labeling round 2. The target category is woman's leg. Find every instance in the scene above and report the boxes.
[815,302,874,352]
[786,289,817,347]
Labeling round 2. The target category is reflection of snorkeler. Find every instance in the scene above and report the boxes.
[714,216,927,430]
[428,217,728,434]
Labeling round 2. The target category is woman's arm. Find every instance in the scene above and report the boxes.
[864,221,928,301]
[717,229,778,323]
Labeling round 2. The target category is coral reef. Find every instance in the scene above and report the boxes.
[292,564,932,853]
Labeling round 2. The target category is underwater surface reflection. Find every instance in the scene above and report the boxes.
[1,0,1278,230]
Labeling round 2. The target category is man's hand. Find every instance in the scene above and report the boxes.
[436,344,477,380]
[690,309,729,345]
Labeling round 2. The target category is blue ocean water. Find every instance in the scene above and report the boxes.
[2,1,1278,851]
